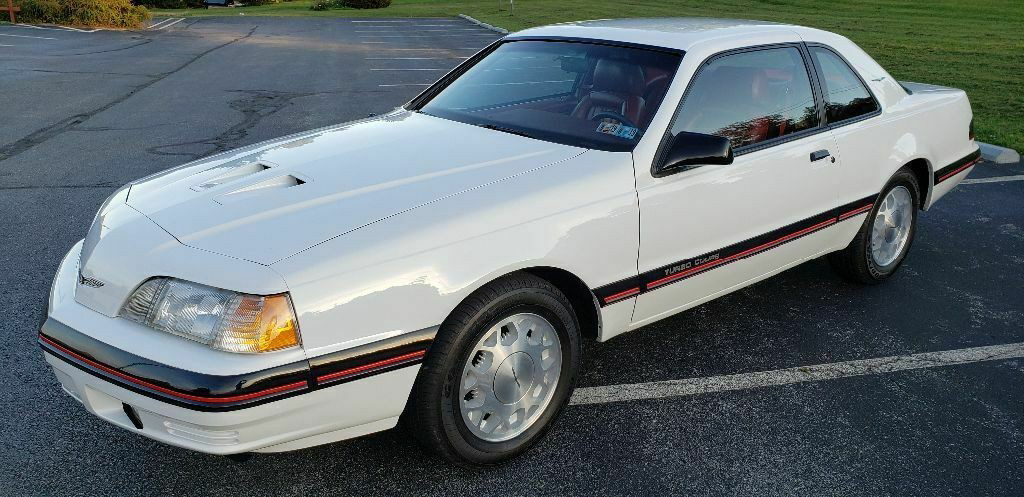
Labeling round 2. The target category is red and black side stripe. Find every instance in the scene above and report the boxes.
[308,327,434,387]
[934,148,981,184]
[594,195,875,306]
[39,318,435,412]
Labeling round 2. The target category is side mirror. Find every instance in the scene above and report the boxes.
[657,132,733,175]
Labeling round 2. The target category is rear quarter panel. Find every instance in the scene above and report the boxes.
[804,33,976,234]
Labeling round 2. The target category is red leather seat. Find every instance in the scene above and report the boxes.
[640,73,671,125]
[572,59,646,124]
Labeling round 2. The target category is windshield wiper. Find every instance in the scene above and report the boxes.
[479,123,536,140]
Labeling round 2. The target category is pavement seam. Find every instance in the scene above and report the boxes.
[0,25,257,164]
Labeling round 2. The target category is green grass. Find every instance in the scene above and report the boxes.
[153,0,1023,153]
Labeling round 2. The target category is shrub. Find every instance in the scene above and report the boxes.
[309,0,333,10]
[242,0,278,5]
[133,0,203,8]
[339,0,390,8]
[17,0,151,28]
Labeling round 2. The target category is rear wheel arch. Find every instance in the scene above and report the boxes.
[904,158,933,209]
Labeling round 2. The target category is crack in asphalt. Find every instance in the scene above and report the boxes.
[76,122,187,132]
[0,26,257,163]
[50,39,153,57]
[142,88,384,161]
[145,89,313,159]
[0,67,159,77]
[0,183,118,190]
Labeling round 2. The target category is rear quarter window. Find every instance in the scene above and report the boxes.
[810,47,879,123]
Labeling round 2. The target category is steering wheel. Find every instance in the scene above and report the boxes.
[590,111,638,129]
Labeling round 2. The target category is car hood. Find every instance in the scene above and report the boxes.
[128,110,585,265]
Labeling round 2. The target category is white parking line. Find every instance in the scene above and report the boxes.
[358,24,466,27]
[358,34,498,38]
[11,23,100,33]
[149,18,185,30]
[384,48,482,51]
[570,342,1024,405]
[148,18,174,29]
[961,175,1024,184]
[48,25,101,33]
[349,19,455,22]
[0,33,58,40]
[156,18,185,30]
[0,44,13,47]
[355,29,485,32]
[366,57,469,60]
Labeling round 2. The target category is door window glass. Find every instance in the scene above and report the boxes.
[672,47,819,149]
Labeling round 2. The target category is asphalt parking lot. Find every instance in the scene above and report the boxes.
[2,16,1023,496]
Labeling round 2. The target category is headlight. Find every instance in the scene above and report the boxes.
[120,277,300,354]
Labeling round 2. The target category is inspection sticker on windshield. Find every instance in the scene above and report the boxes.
[596,122,638,140]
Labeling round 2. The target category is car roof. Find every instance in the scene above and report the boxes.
[507,18,822,52]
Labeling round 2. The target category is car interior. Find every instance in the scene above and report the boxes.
[419,41,683,150]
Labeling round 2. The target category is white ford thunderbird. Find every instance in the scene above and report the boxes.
[41,18,979,465]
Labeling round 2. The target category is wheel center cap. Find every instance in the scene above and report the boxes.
[492,352,536,404]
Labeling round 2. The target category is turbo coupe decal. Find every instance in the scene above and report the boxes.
[594,195,875,306]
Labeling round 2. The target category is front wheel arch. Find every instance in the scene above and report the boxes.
[402,271,582,465]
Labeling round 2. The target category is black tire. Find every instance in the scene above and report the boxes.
[829,168,920,284]
[403,272,581,466]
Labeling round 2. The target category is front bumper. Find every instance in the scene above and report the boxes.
[42,341,418,454]
[41,241,435,454]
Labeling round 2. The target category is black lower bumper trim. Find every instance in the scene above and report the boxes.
[40,317,436,412]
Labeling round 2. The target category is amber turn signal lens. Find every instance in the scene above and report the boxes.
[254,294,300,352]
[121,277,301,354]
[217,293,300,353]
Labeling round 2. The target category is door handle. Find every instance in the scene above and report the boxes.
[810,149,832,162]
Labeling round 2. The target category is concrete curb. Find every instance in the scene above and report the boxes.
[458,14,508,34]
[978,142,1020,164]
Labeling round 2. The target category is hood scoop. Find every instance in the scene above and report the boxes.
[214,174,307,204]
[127,110,584,265]
[192,158,272,191]
[192,159,272,192]
[186,157,308,205]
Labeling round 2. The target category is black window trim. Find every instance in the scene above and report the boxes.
[652,42,829,178]
[405,37,505,112]
[804,42,883,129]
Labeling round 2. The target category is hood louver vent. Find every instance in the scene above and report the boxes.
[214,175,307,205]
[191,161,271,192]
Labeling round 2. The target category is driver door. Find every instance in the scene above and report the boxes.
[631,44,843,326]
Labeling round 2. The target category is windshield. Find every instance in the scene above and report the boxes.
[416,40,682,152]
